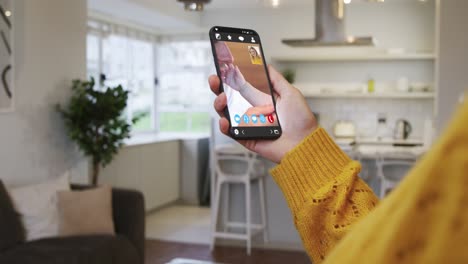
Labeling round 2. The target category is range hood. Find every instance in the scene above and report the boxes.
[282,0,375,47]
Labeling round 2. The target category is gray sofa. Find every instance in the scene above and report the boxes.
[0,180,145,264]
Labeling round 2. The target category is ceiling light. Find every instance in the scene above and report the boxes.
[177,0,211,11]
[344,0,352,4]
[5,10,11,17]
[271,0,280,8]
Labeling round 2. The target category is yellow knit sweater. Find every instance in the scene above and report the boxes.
[271,100,468,264]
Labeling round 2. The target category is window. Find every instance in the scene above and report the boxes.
[156,41,213,133]
[102,35,155,132]
[86,26,155,133]
[86,34,100,84]
[86,20,213,135]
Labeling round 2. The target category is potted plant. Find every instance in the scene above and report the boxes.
[281,69,296,84]
[56,78,142,185]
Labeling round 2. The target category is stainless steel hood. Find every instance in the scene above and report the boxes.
[282,0,375,47]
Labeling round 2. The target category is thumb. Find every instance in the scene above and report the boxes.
[268,65,291,95]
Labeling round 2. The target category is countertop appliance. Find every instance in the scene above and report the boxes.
[394,119,412,140]
[333,121,356,139]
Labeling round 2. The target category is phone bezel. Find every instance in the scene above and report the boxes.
[209,26,282,140]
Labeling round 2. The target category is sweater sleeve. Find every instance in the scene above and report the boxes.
[270,127,379,263]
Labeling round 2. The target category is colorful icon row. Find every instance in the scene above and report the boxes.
[234,114,274,124]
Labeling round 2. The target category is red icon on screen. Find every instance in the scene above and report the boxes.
[267,114,274,123]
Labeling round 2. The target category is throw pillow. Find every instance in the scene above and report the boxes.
[0,180,25,251]
[8,173,70,241]
[57,186,115,236]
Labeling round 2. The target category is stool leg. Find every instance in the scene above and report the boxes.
[259,178,269,243]
[223,183,230,232]
[210,179,222,251]
[245,180,251,255]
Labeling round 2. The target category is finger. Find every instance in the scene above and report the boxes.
[246,104,275,115]
[268,65,290,95]
[213,92,227,117]
[209,75,221,95]
[219,117,229,135]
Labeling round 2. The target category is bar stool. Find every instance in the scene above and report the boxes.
[209,143,268,255]
[376,153,416,198]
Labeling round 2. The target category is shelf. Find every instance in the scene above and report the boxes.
[272,53,436,62]
[300,91,435,99]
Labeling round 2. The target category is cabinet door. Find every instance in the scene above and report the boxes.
[139,141,180,211]
[100,146,141,191]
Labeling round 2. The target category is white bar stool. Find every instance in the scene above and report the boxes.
[209,143,268,255]
[376,153,416,198]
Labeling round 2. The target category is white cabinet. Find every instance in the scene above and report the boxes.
[100,140,180,211]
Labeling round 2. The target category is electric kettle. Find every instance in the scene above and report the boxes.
[394,119,412,140]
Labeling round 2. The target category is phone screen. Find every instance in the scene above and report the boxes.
[209,26,282,139]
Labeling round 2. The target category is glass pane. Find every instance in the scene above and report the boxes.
[128,39,154,132]
[102,35,129,89]
[189,112,210,133]
[159,112,190,132]
[156,41,213,133]
[132,110,152,131]
[86,34,100,82]
[102,35,155,132]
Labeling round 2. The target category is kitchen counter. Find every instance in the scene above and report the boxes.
[355,145,427,159]
[336,137,428,159]
[216,138,427,160]
[356,137,424,146]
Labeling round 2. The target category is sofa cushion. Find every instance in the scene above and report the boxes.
[0,180,25,252]
[57,186,115,236]
[8,173,70,241]
[0,235,139,264]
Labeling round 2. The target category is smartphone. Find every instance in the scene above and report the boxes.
[209,26,282,140]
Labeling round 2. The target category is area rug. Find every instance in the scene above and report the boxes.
[166,258,223,264]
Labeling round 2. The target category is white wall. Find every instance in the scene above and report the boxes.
[436,0,468,132]
[0,0,88,186]
[88,0,202,33]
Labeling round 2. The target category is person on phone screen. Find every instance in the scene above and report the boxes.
[248,46,263,65]
[214,41,273,126]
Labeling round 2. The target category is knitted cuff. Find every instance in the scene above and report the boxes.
[270,127,352,213]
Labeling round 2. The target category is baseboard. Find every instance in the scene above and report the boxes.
[145,200,180,215]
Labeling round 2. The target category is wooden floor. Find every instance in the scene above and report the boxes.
[145,239,311,264]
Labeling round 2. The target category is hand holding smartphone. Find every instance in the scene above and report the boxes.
[209,26,282,140]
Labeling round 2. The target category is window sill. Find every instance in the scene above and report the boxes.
[124,132,210,147]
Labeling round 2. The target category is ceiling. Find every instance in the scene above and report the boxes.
[88,0,432,33]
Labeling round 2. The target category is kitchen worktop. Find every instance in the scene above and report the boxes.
[335,137,428,159]
[356,137,424,146]
[355,145,427,159]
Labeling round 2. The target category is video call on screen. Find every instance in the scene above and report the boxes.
[214,32,279,129]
